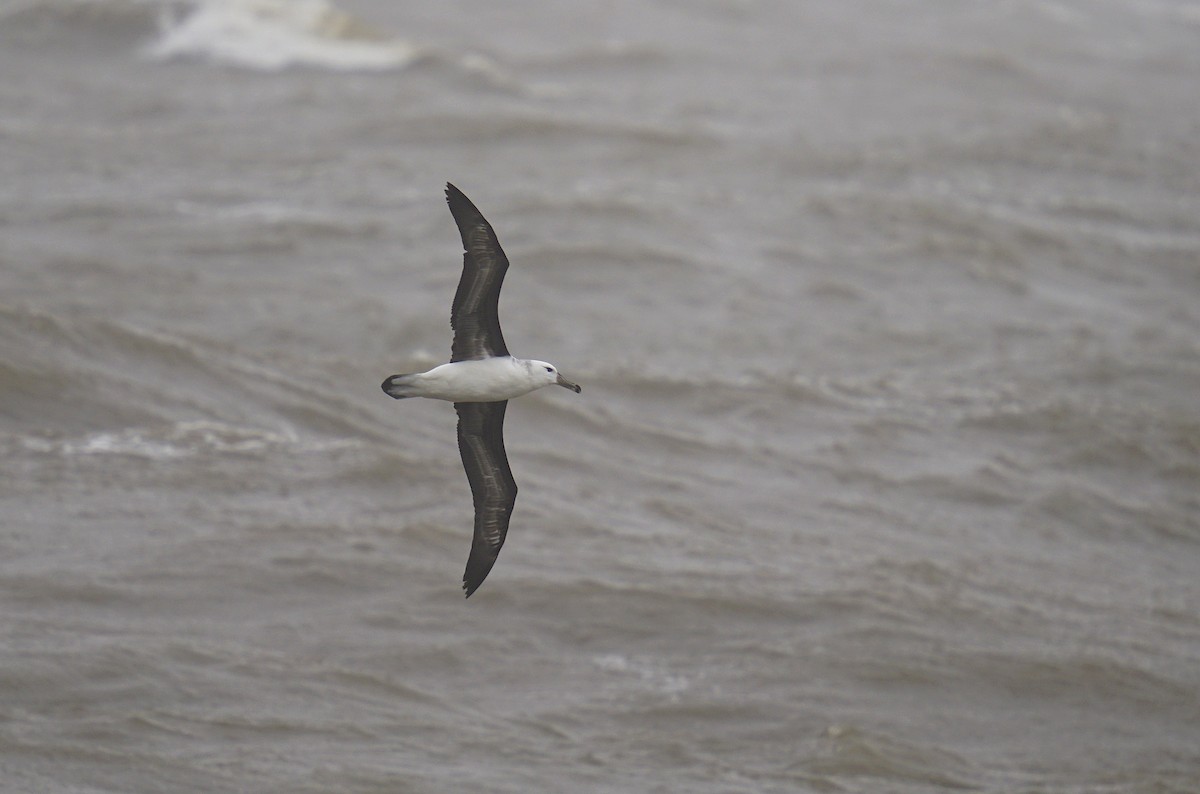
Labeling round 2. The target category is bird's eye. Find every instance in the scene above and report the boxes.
[544,366,554,372]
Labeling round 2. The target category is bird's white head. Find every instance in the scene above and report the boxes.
[526,359,582,393]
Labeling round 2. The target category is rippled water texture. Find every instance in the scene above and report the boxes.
[2,1,1199,791]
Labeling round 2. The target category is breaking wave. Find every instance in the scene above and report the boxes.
[144,0,421,70]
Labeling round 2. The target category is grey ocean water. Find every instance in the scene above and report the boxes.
[3,0,1200,791]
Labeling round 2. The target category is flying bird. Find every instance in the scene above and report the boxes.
[382,184,581,597]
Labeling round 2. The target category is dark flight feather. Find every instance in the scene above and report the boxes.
[445,183,510,362]
[455,400,517,597]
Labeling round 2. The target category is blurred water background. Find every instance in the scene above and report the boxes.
[2,1,1199,791]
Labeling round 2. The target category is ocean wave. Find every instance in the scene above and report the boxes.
[144,0,421,71]
[19,420,361,460]
[172,199,386,240]
[0,304,385,441]
[802,724,979,789]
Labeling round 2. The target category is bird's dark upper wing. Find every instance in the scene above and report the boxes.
[445,183,510,362]
[455,400,517,597]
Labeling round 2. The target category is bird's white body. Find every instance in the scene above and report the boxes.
[385,356,572,402]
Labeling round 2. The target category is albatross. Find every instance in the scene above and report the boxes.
[381,183,581,597]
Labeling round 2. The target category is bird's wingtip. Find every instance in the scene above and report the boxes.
[462,551,500,599]
[462,575,483,598]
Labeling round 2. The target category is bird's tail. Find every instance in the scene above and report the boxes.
[381,373,419,399]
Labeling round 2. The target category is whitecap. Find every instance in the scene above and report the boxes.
[21,421,362,460]
[144,0,420,71]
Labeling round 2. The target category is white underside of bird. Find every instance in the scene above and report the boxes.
[383,356,580,403]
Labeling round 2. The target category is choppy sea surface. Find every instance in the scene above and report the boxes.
[2,1,1199,791]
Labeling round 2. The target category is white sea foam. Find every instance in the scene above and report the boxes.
[145,0,420,71]
[22,421,361,460]
[593,654,691,697]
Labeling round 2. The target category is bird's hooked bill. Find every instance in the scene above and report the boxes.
[557,373,581,393]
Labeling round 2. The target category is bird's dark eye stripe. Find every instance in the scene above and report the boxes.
[545,366,553,372]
